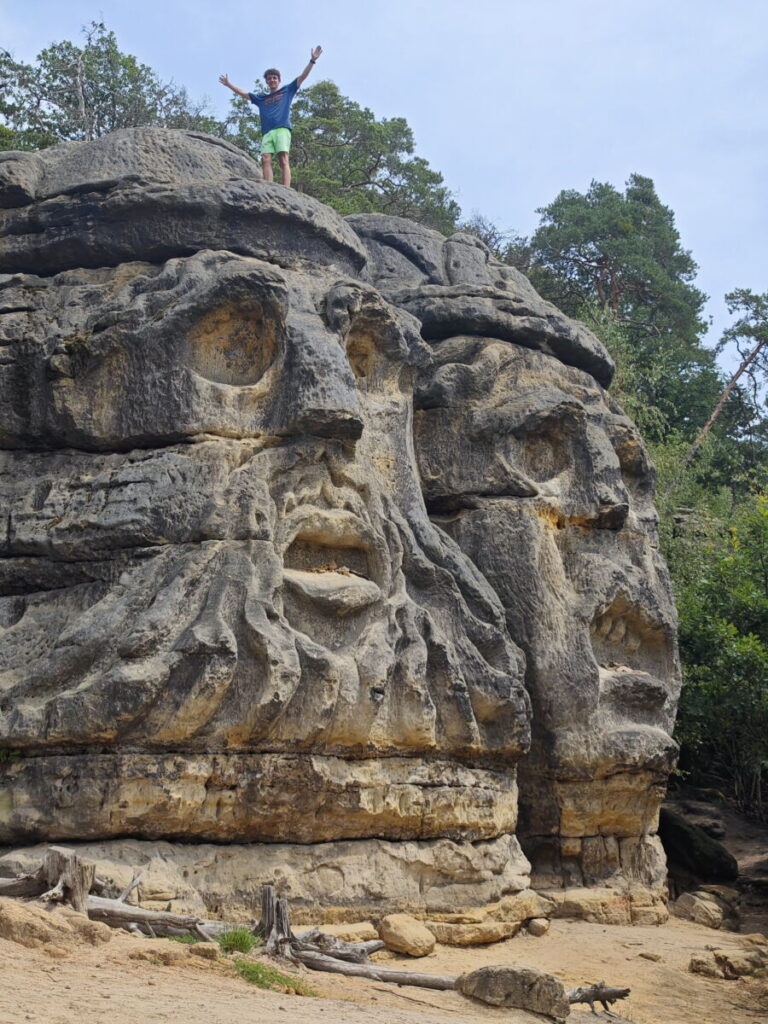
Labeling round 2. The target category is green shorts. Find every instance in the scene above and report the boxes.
[262,128,292,154]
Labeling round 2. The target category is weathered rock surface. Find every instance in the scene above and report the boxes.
[349,215,680,891]
[456,963,570,1017]
[0,129,366,275]
[426,920,522,946]
[0,128,679,910]
[0,835,531,920]
[672,886,740,930]
[544,884,669,926]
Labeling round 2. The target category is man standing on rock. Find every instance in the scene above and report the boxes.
[219,47,322,188]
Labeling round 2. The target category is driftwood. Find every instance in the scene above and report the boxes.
[293,948,456,990]
[567,980,631,1016]
[293,928,385,963]
[86,894,216,941]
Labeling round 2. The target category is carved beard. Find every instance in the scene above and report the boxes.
[0,438,528,761]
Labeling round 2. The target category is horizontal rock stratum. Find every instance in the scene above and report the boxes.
[0,128,679,912]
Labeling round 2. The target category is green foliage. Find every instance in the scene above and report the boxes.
[0,748,22,764]
[668,494,768,817]
[217,927,258,954]
[232,958,316,995]
[0,22,217,149]
[526,175,707,340]
[169,934,201,944]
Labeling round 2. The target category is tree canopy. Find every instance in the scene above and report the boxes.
[0,22,216,151]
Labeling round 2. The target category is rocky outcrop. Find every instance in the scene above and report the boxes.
[351,215,680,894]
[0,128,679,911]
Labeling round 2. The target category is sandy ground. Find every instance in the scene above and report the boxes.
[2,804,766,1024]
[1,914,766,1024]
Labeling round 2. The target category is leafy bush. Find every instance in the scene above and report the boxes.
[670,494,768,817]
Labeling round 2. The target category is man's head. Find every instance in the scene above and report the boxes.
[264,68,281,91]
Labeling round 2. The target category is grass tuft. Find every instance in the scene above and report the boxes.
[232,958,316,996]
[217,927,258,954]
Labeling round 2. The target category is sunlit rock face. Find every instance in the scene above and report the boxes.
[0,130,531,886]
[349,216,681,891]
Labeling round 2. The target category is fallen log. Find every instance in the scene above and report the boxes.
[294,948,457,990]
[293,927,385,963]
[86,895,216,941]
[567,980,631,1015]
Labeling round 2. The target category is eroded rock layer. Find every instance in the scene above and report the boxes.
[0,128,679,906]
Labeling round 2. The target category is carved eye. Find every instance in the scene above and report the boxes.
[345,328,379,380]
[184,297,281,386]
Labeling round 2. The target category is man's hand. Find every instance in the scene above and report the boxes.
[298,47,323,86]
[219,74,249,99]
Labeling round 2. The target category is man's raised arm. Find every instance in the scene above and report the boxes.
[219,74,250,99]
[296,46,323,87]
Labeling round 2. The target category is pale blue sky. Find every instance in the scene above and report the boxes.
[2,0,766,362]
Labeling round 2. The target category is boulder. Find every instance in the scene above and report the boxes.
[673,891,724,929]
[659,808,739,882]
[527,917,550,936]
[377,914,435,957]
[672,887,739,931]
[456,963,570,1017]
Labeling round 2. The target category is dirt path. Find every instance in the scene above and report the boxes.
[1,914,765,1024]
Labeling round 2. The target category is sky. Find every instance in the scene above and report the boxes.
[2,0,767,365]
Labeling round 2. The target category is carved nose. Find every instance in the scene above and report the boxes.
[278,321,364,440]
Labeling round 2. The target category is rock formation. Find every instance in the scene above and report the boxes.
[0,127,679,916]
[350,217,680,892]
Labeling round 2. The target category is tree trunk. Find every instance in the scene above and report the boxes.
[666,336,767,497]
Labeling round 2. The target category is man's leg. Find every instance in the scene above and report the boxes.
[277,151,291,188]
[261,153,274,182]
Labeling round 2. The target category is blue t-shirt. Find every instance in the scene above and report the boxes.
[248,79,299,133]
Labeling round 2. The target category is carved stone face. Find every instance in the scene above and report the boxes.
[347,215,680,890]
[413,335,680,886]
[0,249,529,844]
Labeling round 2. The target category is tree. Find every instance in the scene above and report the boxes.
[677,288,768,475]
[0,22,216,151]
[525,175,707,342]
[670,494,768,817]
